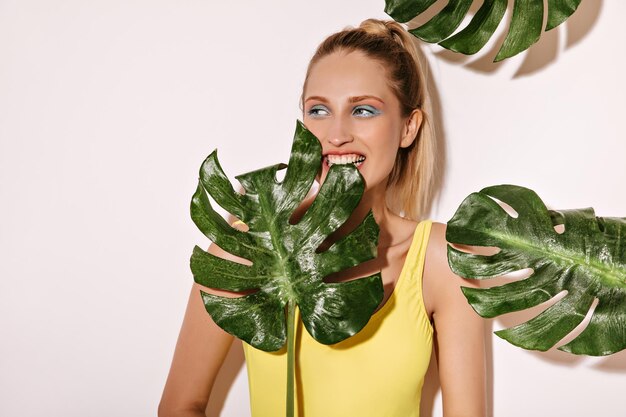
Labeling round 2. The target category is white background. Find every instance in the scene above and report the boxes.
[1,1,624,416]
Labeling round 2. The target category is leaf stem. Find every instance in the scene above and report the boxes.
[286,299,296,417]
[490,231,626,288]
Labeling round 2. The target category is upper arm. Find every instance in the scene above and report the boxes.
[159,221,251,415]
[423,222,486,417]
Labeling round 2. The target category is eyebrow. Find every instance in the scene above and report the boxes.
[349,95,384,104]
[304,95,328,104]
[304,95,385,104]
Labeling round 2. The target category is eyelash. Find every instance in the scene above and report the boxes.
[307,105,329,117]
[306,105,381,118]
[353,105,380,117]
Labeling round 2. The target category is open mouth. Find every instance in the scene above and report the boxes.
[324,153,366,168]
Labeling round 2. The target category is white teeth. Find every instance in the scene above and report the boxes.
[326,153,366,167]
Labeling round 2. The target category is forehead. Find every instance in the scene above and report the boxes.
[304,50,394,100]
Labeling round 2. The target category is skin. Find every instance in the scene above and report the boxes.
[159,49,486,417]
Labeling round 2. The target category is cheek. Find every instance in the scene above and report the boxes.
[367,124,402,174]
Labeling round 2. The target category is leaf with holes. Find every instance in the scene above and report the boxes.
[446,185,626,356]
[190,120,382,351]
[385,0,583,61]
[191,121,383,416]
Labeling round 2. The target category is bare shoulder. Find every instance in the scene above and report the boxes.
[425,221,447,262]
[423,221,480,316]
[423,221,451,284]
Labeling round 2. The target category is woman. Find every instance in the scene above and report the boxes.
[159,19,485,417]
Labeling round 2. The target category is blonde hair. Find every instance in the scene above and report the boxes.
[301,19,438,221]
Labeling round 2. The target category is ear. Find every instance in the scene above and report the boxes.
[400,109,423,148]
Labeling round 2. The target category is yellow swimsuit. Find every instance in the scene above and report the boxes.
[242,220,433,417]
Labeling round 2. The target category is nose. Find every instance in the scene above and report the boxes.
[326,115,353,147]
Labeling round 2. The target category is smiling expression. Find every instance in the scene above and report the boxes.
[302,50,417,193]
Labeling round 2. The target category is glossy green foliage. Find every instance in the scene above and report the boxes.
[190,121,383,352]
[385,0,582,61]
[446,185,626,356]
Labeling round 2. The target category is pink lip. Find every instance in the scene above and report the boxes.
[322,151,365,157]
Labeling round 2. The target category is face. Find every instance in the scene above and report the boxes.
[302,50,420,192]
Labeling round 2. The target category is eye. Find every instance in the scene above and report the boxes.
[307,104,330,118]
[352,105,381,118]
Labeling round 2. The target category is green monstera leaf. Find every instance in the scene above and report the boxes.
[189,120,383,416]
[385,0,582,61]
[446,185,626,356]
